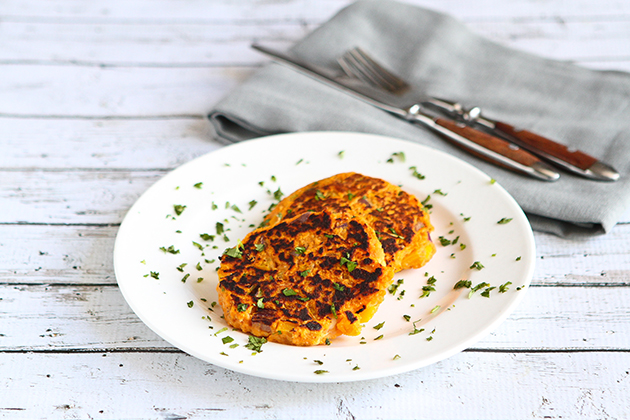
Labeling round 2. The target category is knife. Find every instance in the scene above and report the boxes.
[422,98,620,182]
[252,44,560,182]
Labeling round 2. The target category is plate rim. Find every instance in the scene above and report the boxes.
[114,131,535,383]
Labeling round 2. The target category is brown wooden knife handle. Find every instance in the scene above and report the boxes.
[434,118,541,168]
[494,121,597,171]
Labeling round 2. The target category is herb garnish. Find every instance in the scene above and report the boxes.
[245,335,267,353]
[193,182,203,189]
[499,281,512,293]
[409,166,425,180]
[497,217,513,224]
[453,279,472,290]
[470,261,485,270]
[340,254,357,272]
[159,245,180,254]
[173,204,186,216]
[282,288,298,297]
[373,321,385,330]
[149,271,159,280]
[187,300,194,308]
[468,282,491,298]
[237,303,248,312]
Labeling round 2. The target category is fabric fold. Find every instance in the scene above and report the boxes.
[208,0,630,237]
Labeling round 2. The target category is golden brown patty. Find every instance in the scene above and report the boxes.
[217,210,392,346]
[263,172,435,273]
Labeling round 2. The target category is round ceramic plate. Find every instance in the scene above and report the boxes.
[114,131,535,383]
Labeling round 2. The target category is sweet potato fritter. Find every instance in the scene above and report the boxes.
[217,210,392,346]
[262,172,435,273]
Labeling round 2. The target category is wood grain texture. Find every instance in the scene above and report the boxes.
[0,117,220,170]
[0,351,628,419]
[1,0,630,417]
[1,285,628,351]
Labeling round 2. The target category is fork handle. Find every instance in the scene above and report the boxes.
[430,117,559,181]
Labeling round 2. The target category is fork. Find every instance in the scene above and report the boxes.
[337,47,619,181]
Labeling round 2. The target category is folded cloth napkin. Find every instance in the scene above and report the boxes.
[208,0,630,237]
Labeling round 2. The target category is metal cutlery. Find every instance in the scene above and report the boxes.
[252,43,560,182]
[338,47,619,182]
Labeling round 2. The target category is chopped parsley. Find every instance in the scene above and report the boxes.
[254,243,265,252]
[388,279,404,295]
[315,190,327,201]
[149,271,159,280]
[181,273,190,283]
[173,204,186,216]
[231,204,242,213]
[453,279,472,290]
[237,303,248,312]
[193,182,203,189]
[159,245,180,254]
[222,336,234,345]
[200,233,215,241]
[295,246,306,255]
[248,200,258,210]
[333,282,345,292]
[282,288,298,297]
[340,254,357,272]
[215,222,225,235]
[409,166,425,180]
[223,243,243,259]
[192,241,204,251]
[480,287,496,298]
[176,263,187,272]
[299,269,311,277]
[468,282,491,299]
[497,217,513,224]
[387,151,406,163]
[245,335,267,353]
[499,281,512,293]
[314,370,328,375]
[373,321,385,330]
[187,300,194,308]
[470,261,485,270]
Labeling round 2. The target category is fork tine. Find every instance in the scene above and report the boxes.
[338,47,410,94]
[350,47,410,93]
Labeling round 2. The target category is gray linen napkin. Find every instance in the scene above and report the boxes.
[208,0,630,237]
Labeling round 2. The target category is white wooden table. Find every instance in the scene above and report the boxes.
[1,0,629,418]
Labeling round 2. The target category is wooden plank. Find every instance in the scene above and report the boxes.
[0,22,310,66]
[0,222,628,286]
[0,170,163,224]
[0,19,629,67]
[0,225,117,284]
[2,0,630,22]
[0,117,221,170]
[0,65,251,117]
[1,284,628,350]
[0,351,627,419]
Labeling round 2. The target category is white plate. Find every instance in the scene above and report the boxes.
[114,131,535,383]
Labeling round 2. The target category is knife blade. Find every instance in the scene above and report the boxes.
[252,44,560,182]
[422,98,619,182]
